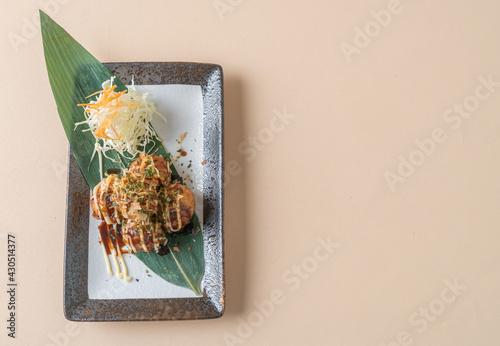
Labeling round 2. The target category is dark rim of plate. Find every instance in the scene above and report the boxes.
[64,62,224,321]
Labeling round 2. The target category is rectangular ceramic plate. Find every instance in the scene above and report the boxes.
[64,62,224,321]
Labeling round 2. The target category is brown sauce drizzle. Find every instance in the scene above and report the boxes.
[98,222,112,255]
[98,222,131,255]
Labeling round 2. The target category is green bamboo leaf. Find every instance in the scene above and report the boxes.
[136,214,204,295]
[41,11,124,189]
[41,11,205,295]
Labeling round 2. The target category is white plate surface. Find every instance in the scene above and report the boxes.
[87,84,204,299]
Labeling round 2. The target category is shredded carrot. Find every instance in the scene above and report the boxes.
[78,85,139,140]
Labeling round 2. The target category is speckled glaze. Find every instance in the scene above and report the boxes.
[64,62,224,321]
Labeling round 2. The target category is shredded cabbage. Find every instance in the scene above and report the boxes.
[75,78,166,178]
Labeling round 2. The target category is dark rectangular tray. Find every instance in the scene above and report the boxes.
[64,62,224,321]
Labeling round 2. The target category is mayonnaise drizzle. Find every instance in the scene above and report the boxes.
[99,223,133,282]
[174,193,183,231]
[111,251,123,279]
[104,234,121,280]
[139,224,148,252]
[115,241,132,282]
[163,189,184,232]
[126,236,137,253]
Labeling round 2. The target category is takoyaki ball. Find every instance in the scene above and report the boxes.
[162,182,196,232]
[90,174,120,225]
[120,218,167,253]
[128,153,171,185]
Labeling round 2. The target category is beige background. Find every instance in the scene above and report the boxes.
[1,0,500,345]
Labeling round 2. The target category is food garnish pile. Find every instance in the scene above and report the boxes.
[92,153,196,252]
[76,77,165,177]
[80,80,196,281]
